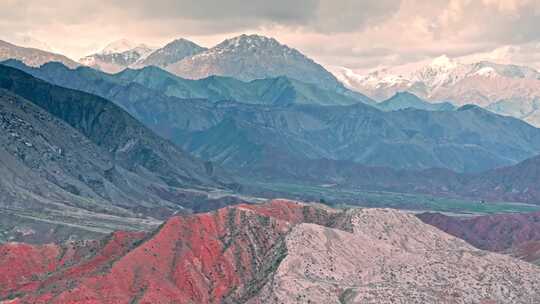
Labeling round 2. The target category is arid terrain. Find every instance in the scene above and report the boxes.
[2,200,539,303]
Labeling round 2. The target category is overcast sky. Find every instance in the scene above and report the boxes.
[2,0,540,71]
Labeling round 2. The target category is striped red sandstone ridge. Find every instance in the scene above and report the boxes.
[1,200,539,303]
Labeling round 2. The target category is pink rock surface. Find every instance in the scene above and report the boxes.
[1,200,539,303]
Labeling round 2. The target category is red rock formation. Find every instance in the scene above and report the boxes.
[0,231,145,301]
[0,200,332,303]
[0,243,59,299]
[2,200,540,303]
[418,211,540,260]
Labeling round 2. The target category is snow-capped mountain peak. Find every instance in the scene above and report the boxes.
[330,57,540,127]
[203,34,298,59]
[133,38,207,68]
[217,34,279,49]
[79,39,155,73]
[473,66,497,77]
[428,55,457,70]
[100,39,145,55]
[166,34,344,91]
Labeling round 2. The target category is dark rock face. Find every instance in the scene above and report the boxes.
[0,65,246,243]
[0,65,234,190]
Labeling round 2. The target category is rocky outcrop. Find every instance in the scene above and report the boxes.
[254,208,540,303]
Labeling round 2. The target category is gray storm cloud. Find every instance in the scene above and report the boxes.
[0,0,539,70]
[104,0,401,33]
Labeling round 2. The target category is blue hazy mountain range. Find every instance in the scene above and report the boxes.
[5,60,540,177]
[377,91,456,112]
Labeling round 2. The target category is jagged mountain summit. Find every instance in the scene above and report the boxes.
[2,200,540,303]
[167,34,346,91]
[79,38,209,73]
[79,39,155,73]
[100,39,148,55]
[332,57,540,126]
[31,34,371,103]
[134,38,208,68]
[0,39,78,68]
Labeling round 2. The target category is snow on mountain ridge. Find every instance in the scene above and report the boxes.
[427,55,457,69]
[343,56,540,100]
[331,57,540,126]
[132,38,207,69]
[79,39,157,73]
[0,39,79,68]
[100,39,154,55]
[189,34,300,61]
[166,34,345,91]
[474,66,497,77]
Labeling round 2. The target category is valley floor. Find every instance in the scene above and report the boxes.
[245,180,540,216]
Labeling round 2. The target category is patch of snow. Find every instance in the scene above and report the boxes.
[118,139,138,153]
[101,39,138,55]
[474,66,497,77]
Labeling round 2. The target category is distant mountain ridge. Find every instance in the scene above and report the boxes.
[5,36,540,127]
[100,39,151,55]
[0,39,78,68]
[79,39,156,74]
[116,65,371,105]
[252,153,540,205]
[0,65,236,191]
[76,34,364,102]
[134,38,208,69]
[6,60,540,177]
[376,91,456,112]
[173,103,540,174]
[166,34,344,91]
[4,60,371,107]
[332,57,540,126]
